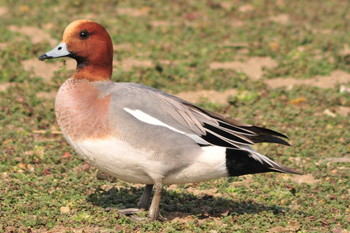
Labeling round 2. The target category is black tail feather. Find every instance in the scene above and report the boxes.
[247,134,291,146]
[244,126,289,139]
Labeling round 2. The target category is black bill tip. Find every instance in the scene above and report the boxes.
[39,54,52,61]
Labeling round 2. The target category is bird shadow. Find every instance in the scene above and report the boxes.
[87,186,301,220]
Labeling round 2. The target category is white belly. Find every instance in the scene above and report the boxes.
[67,137,229,184]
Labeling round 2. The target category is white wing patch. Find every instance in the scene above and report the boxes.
[123,108,210,145]
[124,108,184,134]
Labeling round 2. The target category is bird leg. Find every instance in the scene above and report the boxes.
[117,184,153,216]
[148,180,163,221]
[138,184,153,209]
[117,183,164,221]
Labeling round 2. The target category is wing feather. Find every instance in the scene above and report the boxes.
[107,83,290,148]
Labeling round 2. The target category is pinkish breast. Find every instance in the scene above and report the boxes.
[55,78,111,141]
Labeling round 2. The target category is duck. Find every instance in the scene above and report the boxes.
[39,19,300,221]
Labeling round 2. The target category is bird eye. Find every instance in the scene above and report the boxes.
[79,30,90,39]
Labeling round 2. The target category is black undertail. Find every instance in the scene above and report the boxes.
[225,149,300,176]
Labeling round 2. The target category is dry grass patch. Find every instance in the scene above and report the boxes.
[210,57,277,80]
[0,6,7,17]
[8,25,57,45]
[289,174,320,185]
[0,82,16,92]
[114,58,152,71]
[269,14,290,25]
[265,70,350,89]
[116,7,149,17]
[176,89,237,105]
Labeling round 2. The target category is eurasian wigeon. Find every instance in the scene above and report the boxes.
[39,19,300,221]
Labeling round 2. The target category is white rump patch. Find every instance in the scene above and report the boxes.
[164,145,228,183]
[123,108,210,145]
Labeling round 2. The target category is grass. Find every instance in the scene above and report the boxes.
[0,0,349,232]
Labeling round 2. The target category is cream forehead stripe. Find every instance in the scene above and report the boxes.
[62,19,94,41]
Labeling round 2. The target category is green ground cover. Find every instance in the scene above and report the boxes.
[0,0,349,232]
